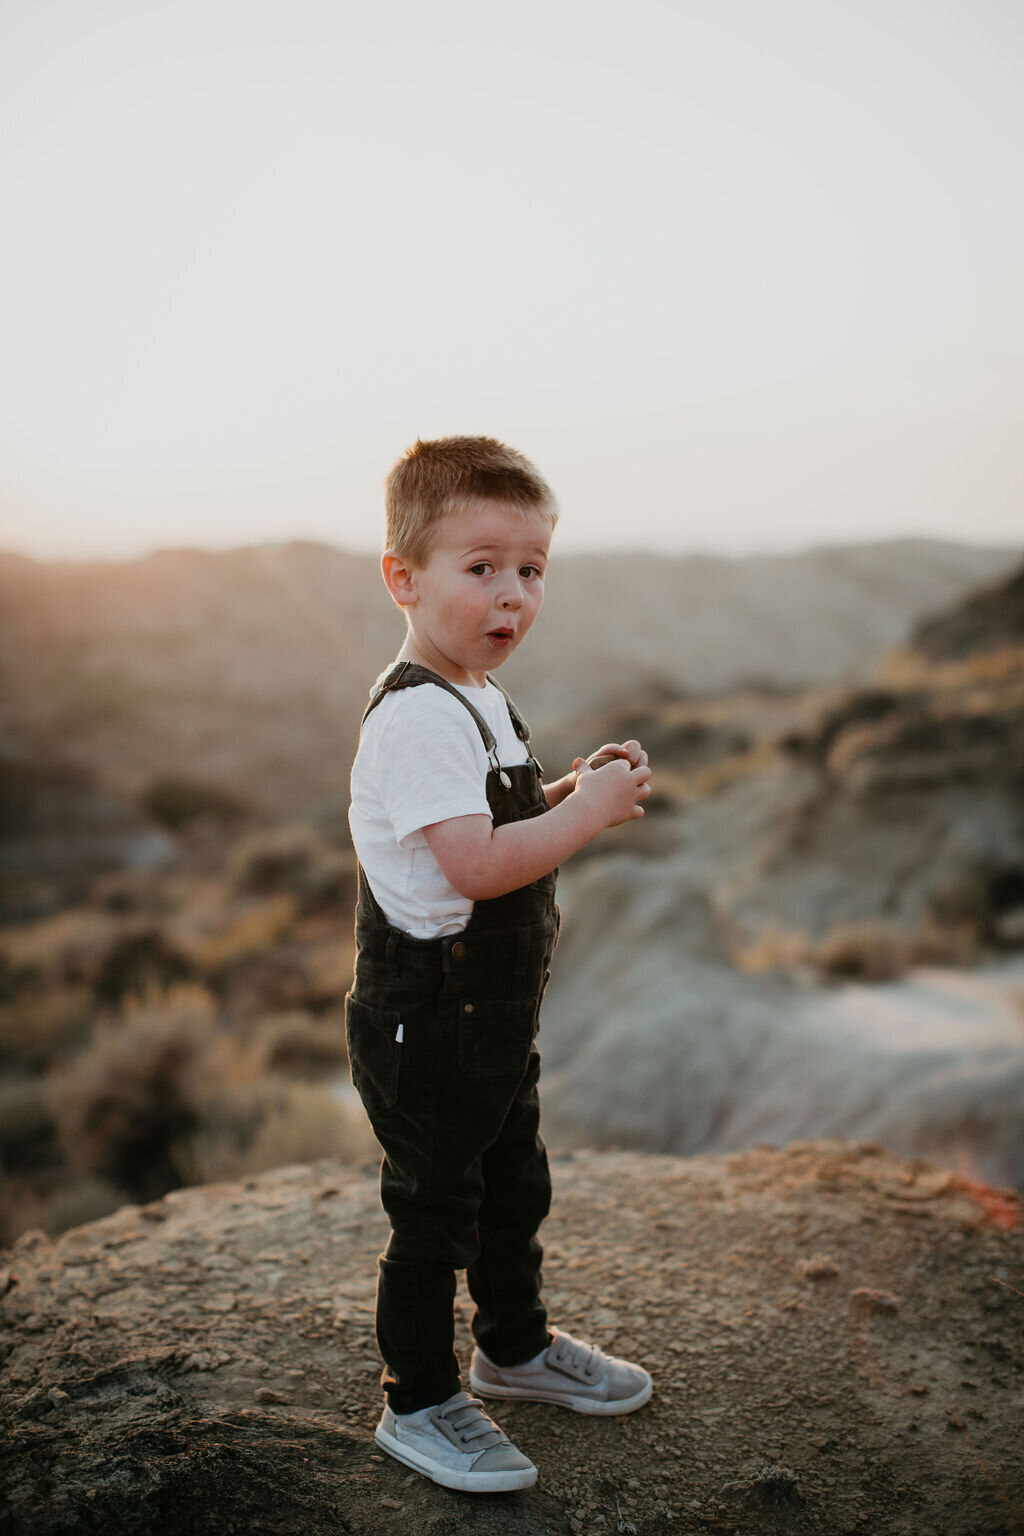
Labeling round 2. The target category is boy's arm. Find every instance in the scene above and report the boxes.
[424,753,652,902]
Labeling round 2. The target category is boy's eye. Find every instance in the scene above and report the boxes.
[519,565,542,580]
[468,562,491,576]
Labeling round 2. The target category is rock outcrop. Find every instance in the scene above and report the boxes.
[2,1142,1022,1535]
[911,559,1024,660]
[538,560,1024,1187]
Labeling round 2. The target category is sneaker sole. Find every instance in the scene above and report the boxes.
[374,1423,538,1493]
[468,1371,653,1416]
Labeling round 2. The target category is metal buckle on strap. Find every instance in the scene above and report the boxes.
[378,660,411,695]
[488,749,512,790]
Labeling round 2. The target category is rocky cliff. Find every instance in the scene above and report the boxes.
[2,1142,1022,1536]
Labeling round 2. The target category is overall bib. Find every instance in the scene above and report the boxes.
[345,662,560,1414]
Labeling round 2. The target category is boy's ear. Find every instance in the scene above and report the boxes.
[381,550,418,608]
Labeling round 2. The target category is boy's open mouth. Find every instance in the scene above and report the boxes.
[487,628,514,645]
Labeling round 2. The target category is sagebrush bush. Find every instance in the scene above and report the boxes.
[0,1078,57,1166]
[175,1079,377,1185]
[254,1011,348,1077]
[176,894,296,974]
[48,983,215,1202]
[0,908,122,990]
[226,822,356,913]
[243,1083,376,1173]
[141,775,249,832]
[44,981,372,1211]
[43,1176,128,1236]
[93,927,196,1004]
[0,985,93,1070]
[815,919,977,980]
[227,823,323,895]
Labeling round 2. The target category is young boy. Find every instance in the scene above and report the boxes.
[346,435,653,1494]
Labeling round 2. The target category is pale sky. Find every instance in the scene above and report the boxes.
[1,0,1021,561]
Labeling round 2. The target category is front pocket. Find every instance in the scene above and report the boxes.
[344,994,402,1116]
[455,997,537,1079]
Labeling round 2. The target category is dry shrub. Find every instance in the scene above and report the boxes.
[48,983,215,1202]
[0,1078,57,1166]
[141,774,249,833]
[297,930,356,1008]
[732,926,809,975]
[93,927,196,1004]
[0,985,93,1070]
[39,976,373,1216]
[175,893,296,974]
[244,1084,376,1173]
[226,822,356,913]
[254,1011,348,1077]
[815,919,978,979]
[877,642,1024,691]
[0,1173,47,1249]
[178,1080,377,1185]
[43,1176,127,1237]
[227,823,317,893]
[735,918,979,981]
[686,741,780,798]
[0,908,122,990]
[812,923,913,982]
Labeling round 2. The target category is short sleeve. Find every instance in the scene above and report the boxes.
[374,687,492,847]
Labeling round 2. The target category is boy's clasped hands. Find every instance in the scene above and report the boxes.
[571,738,651,826]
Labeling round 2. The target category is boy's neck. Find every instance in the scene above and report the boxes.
[396,638,488,690]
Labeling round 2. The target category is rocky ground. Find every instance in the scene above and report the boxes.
[2,1140,1022,1536]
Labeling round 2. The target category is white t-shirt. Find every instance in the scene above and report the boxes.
[348,671,532,939]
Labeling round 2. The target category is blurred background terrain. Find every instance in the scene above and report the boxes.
[1,537,1022,1247]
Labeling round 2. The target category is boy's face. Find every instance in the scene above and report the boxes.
[383,499,552,687]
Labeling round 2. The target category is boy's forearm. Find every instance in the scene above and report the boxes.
[425,791,607,902]
[486,793,608,893]
[543,771,576,808]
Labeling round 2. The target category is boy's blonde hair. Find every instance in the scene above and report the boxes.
[385,436,558,566]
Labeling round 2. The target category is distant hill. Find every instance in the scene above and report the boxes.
[0,537,1017,818]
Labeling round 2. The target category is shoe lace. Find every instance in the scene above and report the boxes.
[435,1393,507,1450]
[551,1331,602,1381]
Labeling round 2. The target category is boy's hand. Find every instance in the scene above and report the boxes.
[571,750,651,826]
[583,739,648,771]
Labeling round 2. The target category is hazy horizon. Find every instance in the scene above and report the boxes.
[2,0,1021,563]
[1,527,1020,574]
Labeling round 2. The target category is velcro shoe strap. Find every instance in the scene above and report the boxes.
[546,1337,602,1383]
[430,1396,506,1451]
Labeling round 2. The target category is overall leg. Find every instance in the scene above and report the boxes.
[366,997,542,1412]
[466,1044,553,1366]
[375,1146,484,1414]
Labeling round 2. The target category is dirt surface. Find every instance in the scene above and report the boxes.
[2,1140,1022,1536]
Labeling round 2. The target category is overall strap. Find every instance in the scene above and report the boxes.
[361,660,497,755]
[486,672,540,765]
[488,672,534,743]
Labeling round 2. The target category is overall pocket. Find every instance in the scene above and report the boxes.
[455,996,537,1079]
[344,994,402,1116]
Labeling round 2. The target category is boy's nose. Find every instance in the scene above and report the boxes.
[499,578,524,609]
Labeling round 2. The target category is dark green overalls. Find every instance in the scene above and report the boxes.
[345,661,560,1414]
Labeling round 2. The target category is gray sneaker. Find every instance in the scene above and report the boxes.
[374,1390,537,1493]
[470,1328,653,1416]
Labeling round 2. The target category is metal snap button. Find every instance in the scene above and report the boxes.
[463,1003,474,1015]
[452,941,467,960]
